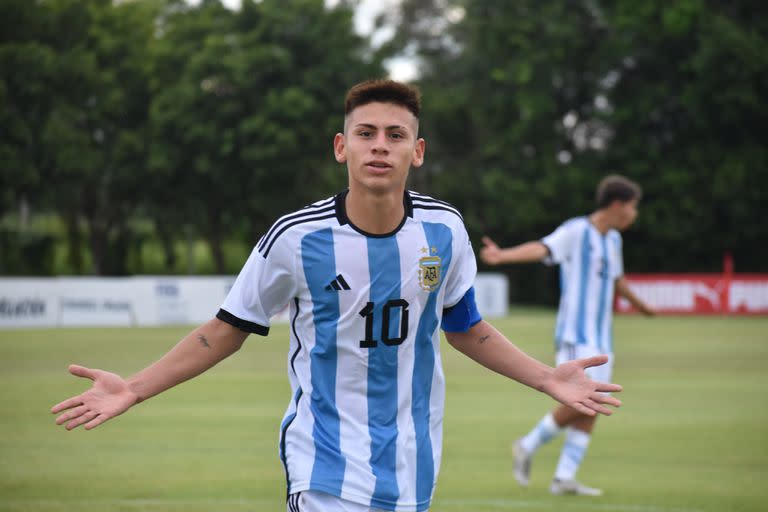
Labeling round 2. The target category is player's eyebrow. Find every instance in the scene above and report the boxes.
[354,123,410,132]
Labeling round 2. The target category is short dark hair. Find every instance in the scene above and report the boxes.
[596,175,642,208]
[344,79,421,119]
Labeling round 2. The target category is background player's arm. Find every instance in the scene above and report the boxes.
[479,236,549,266]
[51,318,248,430]
[444,320,621,416]
[615,276,656,316]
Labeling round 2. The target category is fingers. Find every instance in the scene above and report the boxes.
[481,236,497,248]
[587,402,613,416]
[65,410,100,431]
[593,393,622,408]
[572,394,620,417]
[55,404,89,426]
[51,396,84,414]
[51,365,97,414]
[68,364,97,380]
[53,401,111,431]
[595,382,623,393]
[577,355,609,369]
[84,415,109,430]
[570,401,597,417]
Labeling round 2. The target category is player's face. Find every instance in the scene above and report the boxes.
[334,102,425,196]
[613,199,639,231]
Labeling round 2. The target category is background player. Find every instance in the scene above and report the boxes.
[52,80,622,512]
[480,174,655,496]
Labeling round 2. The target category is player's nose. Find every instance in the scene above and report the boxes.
[371,132,389,152]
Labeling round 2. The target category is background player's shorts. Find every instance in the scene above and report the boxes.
[555,342,614,387]
[287,491,397,512]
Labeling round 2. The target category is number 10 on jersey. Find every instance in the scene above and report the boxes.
[359,299,410,348]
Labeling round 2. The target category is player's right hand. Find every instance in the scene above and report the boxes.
[51,364,139,431]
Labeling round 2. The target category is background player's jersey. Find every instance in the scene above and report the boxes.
[219,190,476,512]
[541,216,624,354]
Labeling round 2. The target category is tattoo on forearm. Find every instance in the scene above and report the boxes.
[197,335,211,349]
[478,334,491,344]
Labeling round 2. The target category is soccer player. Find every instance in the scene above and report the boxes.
[480,174,655,497]
[52,80,622,512]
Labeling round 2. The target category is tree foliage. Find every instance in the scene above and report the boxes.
[1,0,385,275]
[392,0,767,301]
[147,0,382,272]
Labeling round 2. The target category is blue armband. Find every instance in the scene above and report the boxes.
[441,286,483,333]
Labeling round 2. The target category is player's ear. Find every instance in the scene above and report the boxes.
[411,138,426,168]
[334,133,347,163]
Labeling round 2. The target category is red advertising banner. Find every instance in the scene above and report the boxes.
[616,274,768,315]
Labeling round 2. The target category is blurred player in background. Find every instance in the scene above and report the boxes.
[52,80,623,512]
[481,175,655,496]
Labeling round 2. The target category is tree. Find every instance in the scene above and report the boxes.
[390,0,768,302]
[148,0,385,273]
[390,0,624,301]
[1,0,158,275]
[601,0,768,271]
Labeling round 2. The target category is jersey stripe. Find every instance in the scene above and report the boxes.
[262,212,338,258]
[413,222,453,509]
[576,226,591,344]
[555,266,566,349]
[280,297,305,493]
[411,201,463,220]
[596,235,610,353]
[258,197,336,252]
[367,236,402,508]
[409,192,461,212]
[301,228,346,495]
[280,387,302,494]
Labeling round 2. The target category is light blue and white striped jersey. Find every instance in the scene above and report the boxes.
[541,216,624,354]
[218,190,476,512]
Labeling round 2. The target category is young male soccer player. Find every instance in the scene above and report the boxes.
[52,80,622,512]
[480,175,655,497]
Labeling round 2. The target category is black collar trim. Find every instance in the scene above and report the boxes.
[334,189,414,238]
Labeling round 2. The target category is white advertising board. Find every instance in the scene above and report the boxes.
[0,273,509,329]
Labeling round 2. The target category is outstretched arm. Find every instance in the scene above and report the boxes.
[479,236,549,266]
[51,317,248,430]
[444,320,622,416]
[615,276,656,316]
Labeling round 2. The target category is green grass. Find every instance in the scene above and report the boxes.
[1,311,766,511]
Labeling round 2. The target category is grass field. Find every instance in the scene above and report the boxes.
[1,310,766,511]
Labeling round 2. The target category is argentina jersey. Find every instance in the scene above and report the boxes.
[541,217,624,354]
[218,190,476,512]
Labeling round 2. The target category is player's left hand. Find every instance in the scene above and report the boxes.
[479,236,502,265]
[543,355,622,416]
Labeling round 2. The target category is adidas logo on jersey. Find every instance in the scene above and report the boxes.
[325,274,351,291]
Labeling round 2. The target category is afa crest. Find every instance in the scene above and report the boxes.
[418,256,442,292]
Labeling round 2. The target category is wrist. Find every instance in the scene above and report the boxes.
[127,378,147,404]
[536,366,556,395]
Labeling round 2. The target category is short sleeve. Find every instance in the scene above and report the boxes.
[217,236,298,335]
[541,219,581,266]
[442,221,478,308]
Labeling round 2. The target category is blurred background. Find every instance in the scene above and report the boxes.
[1,0,766,305]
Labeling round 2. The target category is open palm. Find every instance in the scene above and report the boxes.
[51,364,138,430]
[545,355,623,416]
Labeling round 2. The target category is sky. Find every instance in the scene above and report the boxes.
[186,0,417,81]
